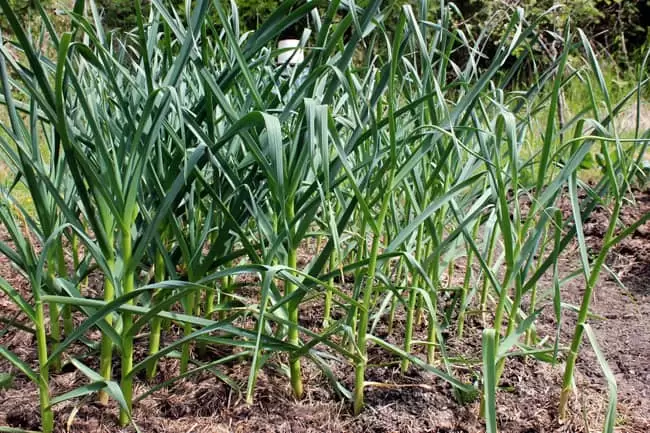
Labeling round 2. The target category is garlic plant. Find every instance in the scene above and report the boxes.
[0,1,648,433]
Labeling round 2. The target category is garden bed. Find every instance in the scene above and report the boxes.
[2,189,649,433]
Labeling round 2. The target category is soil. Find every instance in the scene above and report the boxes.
[1,189,650,433]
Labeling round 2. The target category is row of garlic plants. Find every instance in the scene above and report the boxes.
[0,1,649,432]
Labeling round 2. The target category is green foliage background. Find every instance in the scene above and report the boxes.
[461,0,650,59]
[95,0,282,34]
[1,0,649,61]
[382,0,649,61]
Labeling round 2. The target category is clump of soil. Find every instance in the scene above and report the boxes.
[1,190,650,432]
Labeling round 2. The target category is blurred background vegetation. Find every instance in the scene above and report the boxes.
[2,1,648,64]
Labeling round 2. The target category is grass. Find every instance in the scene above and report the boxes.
[0,1,648,433]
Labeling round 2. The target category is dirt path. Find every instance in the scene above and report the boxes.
[568,189,650,427]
